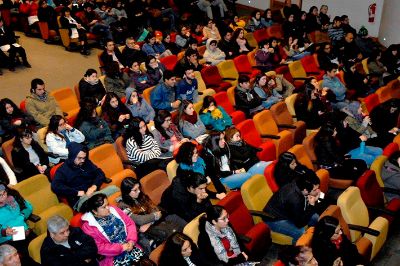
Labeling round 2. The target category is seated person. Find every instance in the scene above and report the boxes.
[104,61,130,99]
[81,194,145,265]
[150,70,180,112]
[255,41,275,72]
[101,92,132,139]
[234,75,264,118]
[218,27,237,60]
[75,101,113,149]
[59,7,89,55]
[0,98,37,142]
[337,32,363,66]
[265,71,294,98]
[100,39,126,70]
[0,244,24,266]
[246,10,269,32]
[127,60,151,94]
[253,73,282,109]
[45,115,85,164]
[78,69,106,104]
[176,67,200,103]
[12,128,49,181]
[203,39,225,66]
[125,88,155,123]
[199,96,232,131]
[145,55,167,85]
[124,118,171,178]
[370,99,400,146]
[178,100,207,140]
[343,61,372,98]
[37,0,58,41]
[263,173,321,244]
[152,110,188,158]
[51,142,115,211]
[278,245,319,266]
[40,215,98,266]
[122,37,147,67]
[81,4,113,44]
[232,28,252,55]
[202,19,221,41]
[174,49,203,77]
[198,205,250,265]
[118,177,186,254]
[141,32,172,58]
[25,78,63,127]
[162,32,180,55]
[0,18,31,71]
[175,25,195,50]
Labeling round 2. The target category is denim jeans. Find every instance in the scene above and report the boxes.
[91,23,113,40]
[197,0,227,19]
[262,96,281,109]
[220,161,272,189]
[265,213,319,244]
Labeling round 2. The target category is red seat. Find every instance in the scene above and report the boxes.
[356,170,400,225]
[159,55,178,71]
[233,55,260,78]
[200,66,232,93]
[364,93,380,113]
[275,65,303,89]
[236,119,276,162]
[70,213,83,227]
[253,28,269,44]
[266,25,283,39]
[20,100,27,112]
[263,161,279,193]
[213,92,246,125]
[217,191,271,258]
[299,55,324,80]
[383,142,399,157]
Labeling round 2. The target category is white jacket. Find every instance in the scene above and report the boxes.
[45,128,85,164]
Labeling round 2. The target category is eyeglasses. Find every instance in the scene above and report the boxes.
[218,214,229,222]
[164,118,172,122]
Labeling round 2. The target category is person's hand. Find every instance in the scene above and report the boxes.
[5,227,17,236]
[318,111,324,115]
[359,135,368,142]
[333,257,344,266]
[86,185,97,196]
[185,32,190,37]
[196,192,208,202]
[140,80,147,84]
[216,193,226,200]
[77,190,85,197]
[307,194,318,206]
[208,105,216,111]
[92,19,98,24]
[65,123,73,131]
[37,165,46,174]
[241,252,249,261]
[229,52,233,56]
[13,120,22,126]
[139,223,151,232]
[362,116,371,127]
[171,100,181,109]
[389,127,399,134]
[100,95,106,106]
[363,78,368,84]
[122,242,133,251]
[118,114,126,122]
[125,114,130,119]
[154,211,162,220]
[357,53,363,60]
[268,47,274,53]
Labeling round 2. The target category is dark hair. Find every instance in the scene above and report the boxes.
[0,181,27,211]
[308,5,318,14]
[60,7,71,16]
[238,74,250,85]
[82,193,107,213]
[254,73,267,87]
[178,100,194,124]
[209,39,218,46]
[145,31,156,43]
[163,70,175,81]
[154,110,172,140]
[278,245,312,265]
[183,65,194,75]
[276,152,298,170]
[145,55,157,69]
[232,28,244,41]
[45,115,65,142]
[120,176,156,213]
[367,50,382,64]
[251,10,261,20]
[30,78,44,93]
[123,117,151,147]
[324,63,338,73]
[75,101,97,128]
[388,150,400,165]
[183,171,208,190]
[258,39,269,49]
[333,16,342,23]
[313,216,339,243]
[199,96,218,113]
[203,131,228,157]
[104,39,114,47]
[188,38,198,46]
[105,61,120,78]
[185,48,198,59]
[159,232,197,266]
[204,205,225,224]
[295,172,320,193]
[0,98,24,118]
[13,128,34,150]
[175,142,196,165]
[84,69,97,77]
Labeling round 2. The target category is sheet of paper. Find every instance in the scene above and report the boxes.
[12,226,25,241]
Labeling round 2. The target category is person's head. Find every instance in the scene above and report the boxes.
[47,115,67,134]
[223,27,233,41]
[125,117,149,143]
[83,3,93,12]
[184,171,208,196]
[325,63,339,78]
[317,122,337,141]
[269,37,278,48]
[332,16,342,28]
[295,172,320,196]
[0,245,21,266]
[180,100,195,116]
[39,0,47,8]
[120,176,142,204]
[341,15,349,25]
[183,66,195,80]
[175,142,198,165]
[75,101,97,128]
[278,245,318,266]
[180,25,189,36]
[188,38,198,50]
[203,205,229,231]
[200,96,218,112]
[146,33,156,45]
[225,127,241,143]
[184,49,198,64]
[254,73,268,87]
[161,232,195,261]
[47,215,70,244]
[104,39,115,52]
[30,78,46,96]
[252,10,261,20]
[145,55,159,70]
[309,6,318,16]
[125,37,137,49]
[265,8,272,19]
[103,92,124,112]
[83,193,110,217]
[344,32,354,43]
[105,61,120,77]
[320,42,331,55]
[61,7,71,17]
[66,143,89,167]
[207,39,218,51]
[277,151,298,171]
[320,4,328,14]
[287,13,295,22]
[203,131,227,156]
[14,127,33,148]
[84,68,98,83]
[313,216,342,244]
[238,75,251,90]
[206,19,215,28]
[130,60,141,72]
[233,28,244,40]
[300,11,307,21]
[0,98,20,117]
[155,109,173,131]
[163,32,171,43]
[163,70,177,87]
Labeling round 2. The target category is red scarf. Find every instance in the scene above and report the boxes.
[182,111,198,124]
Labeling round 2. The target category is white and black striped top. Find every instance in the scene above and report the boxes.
[126,134,161,164]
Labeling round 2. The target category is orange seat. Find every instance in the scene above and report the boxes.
[213,92,245,125]
[140,170,171,205]
[247,49,257,66]
[363,93,380,113]
[216,60,239,85]
[142,86,155,105]
[50,87,80,125]
[1,137,15,169]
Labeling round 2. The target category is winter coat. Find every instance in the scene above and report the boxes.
[78,118,113,149]
[45,128,85,164]
[150,82,177,112]
[179,116,207,139]
[234,86,263,118]
[0,198,32,244]
[125,87,155,122]
[78,78,106,103]
[25,93,63,127]
[199,106,232,131]
[203,39,226,65]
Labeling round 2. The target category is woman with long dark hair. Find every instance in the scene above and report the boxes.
[178,100,207,140]
[45,114,85,164]
[232,28,252,55]
[101,92,132,139]
[199,96,232,132]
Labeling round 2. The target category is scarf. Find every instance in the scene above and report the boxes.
[84,76,99,86]
[204,221,241,263]
[203,107,223,120]
[227,140,244,147]
[331,234,343,250]
[37,92,48,101]
[182,111,198,125]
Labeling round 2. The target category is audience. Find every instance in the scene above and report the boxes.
[234,75,264,118]
[176,67,200,103]
[150,70,180,112]
[0,244,24,266]
[178,100,207,140]
[127,60,152,94]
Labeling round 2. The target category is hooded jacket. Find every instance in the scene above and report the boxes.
[125,87,155,122]
[51,143,106,206]
[25,92,63,127]
[203,39,226,66]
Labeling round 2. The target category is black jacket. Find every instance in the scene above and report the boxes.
[202,149,231,194]
[227,141,259,171]
[314,135,345,167]
[121,46,147,67]
[218,39,238,60]
[0,112,37,141]
[40,227,99,266]
[78,78,106,103]
[99,48,126,69]
[59,15,84,38]
[0,25,18,46]
[234,87,263,118]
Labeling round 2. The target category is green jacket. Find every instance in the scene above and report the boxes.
[25,93,63,127]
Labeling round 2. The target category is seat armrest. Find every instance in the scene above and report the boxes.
[383,187,400,196]
[122,160,140,168]
[249,210,276,221]
[198,91,203,95]
[261,134,281,139]
[277,123,296,129]
[305,71,320,75]
[238,71,251,75]
[367,206,397,217]
[222,77,237,81]
[292,77,312,81]
[348,224,380,236]
[237,234,252,243]
[46,151,60,159]
[28,214,41,223]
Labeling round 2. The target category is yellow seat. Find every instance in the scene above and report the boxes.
[50,87,80,124]
[244,32,258,48]
[194,71,216,100]
[36,127,48,152]
[57,16,78,49]
[226,86,236,107]
[284,93,298,120]
[337,186,388,260]
[362,58,369,75]
[193,101,203,114]
[183,213,204,245]
[241,174,293,245]
[13,174,74,235]
[370,155,388,187]
[140,170,171,205]
[288,61,313,85]
[28,233,46,264]
[253,110,293,157]
[166,159,178,181]
[143,85,156,105]
[216,60,239,85]
[89,143,136,188]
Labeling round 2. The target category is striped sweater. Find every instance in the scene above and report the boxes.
[126,134,161,163]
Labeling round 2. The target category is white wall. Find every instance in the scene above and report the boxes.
[236,0,270,10]
[379,0,400,46]
[302,0,384,37]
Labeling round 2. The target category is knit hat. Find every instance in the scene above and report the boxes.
[358,26,368,37]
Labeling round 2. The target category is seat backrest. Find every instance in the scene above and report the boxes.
[288,60,307,79]
[288,144,314,170]
[14,174,60,214]
[253,28,269,43]
[143,86,155,105]
[74,84,81,102]
[177,51,185,61]
[362,58,369,74]
[233,55,252,74]
[267,24,283,39]
[241,174,273,224]
[194,101,203,114]
[166,160,178,181]
[285,93,298,118]
[140,170,171,205]
[226,86,236,107]
[194,71,207,93]
[159,55,178,71]
[236,120,262,148]
[36,127,49,152]
[370,155,388,187]
[356,170,385,209]
[217,191,255,235]
[364,93,380,113]
[247,49,257,66]
[244,32,258,48]
[275,65,294,84]
[270,101,294,125]
[201,66,223,86]
[1,137,15,167]
[375,85,392,103]
[300,55,320,73]
[183,213,204,244]
[28,233,46,264]
[216,60,238,80]
[89,144,124,178]
[382,142,399,157]
[197,45,206,56]
[388,79,400,99]
[213,92,235,114]
[337,186,370,241]
[253,110,279,135]
[302,131,318,162]
[50,87,80,113]
[320,205,353,241]
[264,160,279,193]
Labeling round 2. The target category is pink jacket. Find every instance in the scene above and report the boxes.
[81,206,139,266]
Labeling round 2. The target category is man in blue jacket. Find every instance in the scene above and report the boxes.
[150,70,181,112]
[176,66,199,103]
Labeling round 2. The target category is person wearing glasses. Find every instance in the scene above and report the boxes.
[198,205,250,265]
